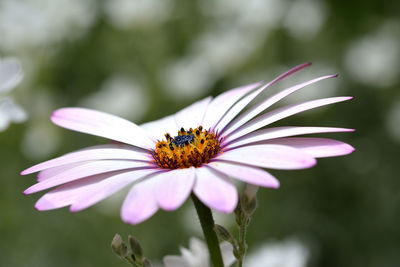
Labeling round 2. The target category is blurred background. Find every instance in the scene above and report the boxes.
[1,0,399,266]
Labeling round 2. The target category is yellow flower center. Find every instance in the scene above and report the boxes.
[153,126,221,169]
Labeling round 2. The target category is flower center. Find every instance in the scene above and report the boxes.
[153,126,221,169]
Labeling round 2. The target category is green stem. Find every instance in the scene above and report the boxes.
[237,217,248,267]
[191,194,224,267]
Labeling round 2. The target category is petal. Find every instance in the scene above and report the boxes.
[223,75,337,137]
[21,144,153,175]
[202,82,262,129]
[214,62,312,134]
[218,144,316,170]
[70,169,161,212]
[0,58,23,93]
[263,137,355,158]
[226,96,353,142]
[193,166,238,213]
[174,96,212,130]
[35,172,115,210]
[224,126,354,148]
[24,160,156,194]
[37,162,84,182]
[51,108,155,149]
[220,241,236,267]
[140,114,179,141]
[121,178,159,225]
[207,161,279,188]
[154,167,195,211]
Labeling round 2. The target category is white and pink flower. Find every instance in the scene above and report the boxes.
[22,63,354,224]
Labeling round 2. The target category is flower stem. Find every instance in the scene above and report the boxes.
[191,194,224,267]
[237,216,248,267]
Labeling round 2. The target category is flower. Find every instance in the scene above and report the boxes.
[21,63,354,224]
[245,238,310,267]
[163,237,235,267]
[0,57,27,131]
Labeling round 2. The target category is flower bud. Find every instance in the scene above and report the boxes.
[214,224,234,243]
[111,234,128,258]
[128,235,144,261]
[243,184,259,216]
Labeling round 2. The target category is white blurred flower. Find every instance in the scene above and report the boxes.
[344,20,400,88]
[0,58,27,131]
[79,75,149,122]
[163,237,235,267]
[104,0,173,29]
[245,238,310,267]
[0,0,96,50]
[283,0,326,41]
[0,58,23,93]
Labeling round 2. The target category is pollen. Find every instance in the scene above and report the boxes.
[153,126,221,169]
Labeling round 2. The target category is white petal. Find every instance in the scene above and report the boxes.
[51,108,156,149]
[35,172,115,210]
[140,114,179,141]
[70,169,161,212]
[24,160,155,194]
[225,126,354,148]
[218,144,316,170]
[208,161,279,188]
[226,97,353,142]
[202,82,262,129]
[121,177,159,224]
[223,75,337,137]
[214,63,312,134]
[174,96,212,130]
[263,137,355,158]
[193,166,238,213]
[21,144,152,175]
[154,167,195,211]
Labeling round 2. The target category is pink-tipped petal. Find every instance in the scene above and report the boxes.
[225,126,354,148]
[121,178,159,225]
[70,169,161,212]
[37,162,84,182]
[263,137,355,158]
[174,96,212,130]
[218,144,316,170]
[21,144,153,175]
[193,166,238,213]
[223,75,338,137]
[215,63,312,133]
[140,115,179,141]
[154,167,195,211]
[208,161,280,188]
[51,108,156,149]
[34,172,115,210]
[202,82,262,129]
[24,160,155,194]
[227,96,353,142]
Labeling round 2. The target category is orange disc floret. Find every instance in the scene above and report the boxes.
[153,126,221,169]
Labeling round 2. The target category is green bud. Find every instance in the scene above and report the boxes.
[128,235,144,261]
[243,184,259,216]
[111,234,128,258]
[214,224,234,243]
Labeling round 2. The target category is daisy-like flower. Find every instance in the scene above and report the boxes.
[22,63,354,224]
